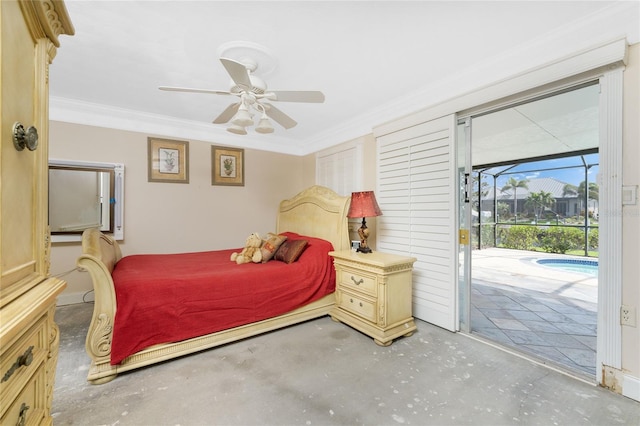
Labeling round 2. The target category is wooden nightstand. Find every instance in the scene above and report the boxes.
[329,250,417,346]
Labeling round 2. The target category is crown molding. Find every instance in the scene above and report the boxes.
[49,97,305,155]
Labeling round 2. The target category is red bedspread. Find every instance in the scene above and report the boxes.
[110,232,335,364]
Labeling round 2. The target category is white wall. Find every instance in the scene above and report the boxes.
[621,43,640,386]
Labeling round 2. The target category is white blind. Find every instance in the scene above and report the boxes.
[377,114,457,331]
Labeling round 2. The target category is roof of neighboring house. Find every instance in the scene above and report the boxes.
[482,177,576,201]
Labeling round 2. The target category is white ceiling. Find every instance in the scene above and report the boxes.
[50,1,639,156]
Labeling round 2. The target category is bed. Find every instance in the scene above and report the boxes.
[77,185,350,384]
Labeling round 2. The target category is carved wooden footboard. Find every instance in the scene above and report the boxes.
[77,229,121,384]
[77,185,350,384]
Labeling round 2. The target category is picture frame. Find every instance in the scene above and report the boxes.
[147,137,189,183]
[211,145,244,186]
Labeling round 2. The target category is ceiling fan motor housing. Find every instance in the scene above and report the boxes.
[230,74,267,95]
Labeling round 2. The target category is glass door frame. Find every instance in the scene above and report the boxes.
[457,117,472,333]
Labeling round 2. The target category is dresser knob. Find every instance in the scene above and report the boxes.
[12,122,39,151]
[17,403,29,426]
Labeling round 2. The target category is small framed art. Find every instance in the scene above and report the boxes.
[211,145,244,186]
[147,137,189,183]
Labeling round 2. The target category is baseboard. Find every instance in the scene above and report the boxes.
[623,373,640,402]
[57,291,94,306]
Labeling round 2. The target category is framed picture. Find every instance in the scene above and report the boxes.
[147,137,189,183]
[211,145,244,186]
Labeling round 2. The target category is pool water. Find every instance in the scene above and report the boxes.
[535,258,598,276]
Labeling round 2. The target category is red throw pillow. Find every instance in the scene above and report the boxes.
[274,239,308,264]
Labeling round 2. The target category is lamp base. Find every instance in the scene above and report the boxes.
[357,245,372,254]
[357,217,373,254]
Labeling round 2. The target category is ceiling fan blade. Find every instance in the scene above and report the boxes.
[159,86,232,96]
[213,103,240,124]
[220,58,252,91]
[263,103,297,129]
[266,91,325,103]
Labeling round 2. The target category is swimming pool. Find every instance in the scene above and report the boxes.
[535,258,598,276]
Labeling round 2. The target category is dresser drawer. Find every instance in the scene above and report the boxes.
[0,317,47,414]
[0,363,46,426]
[339,268,376,296]
[338,290,376,322]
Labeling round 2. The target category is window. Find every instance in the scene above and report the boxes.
[49,160,124,242]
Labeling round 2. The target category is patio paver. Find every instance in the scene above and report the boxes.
[470,248,597,378]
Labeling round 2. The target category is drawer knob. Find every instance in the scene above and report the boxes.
[1,346,34,383]
[350,276,364,286]
[17,403,29,426]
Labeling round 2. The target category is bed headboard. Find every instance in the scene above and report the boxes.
[276,185,351,252]
[81,228,122,274]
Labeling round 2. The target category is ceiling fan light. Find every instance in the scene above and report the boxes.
[227,124,247,135]
[255,117,274,134]
[231,104,254,127]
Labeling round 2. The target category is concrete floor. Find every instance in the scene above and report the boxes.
[52,302,639,425]
[470,248,598,378]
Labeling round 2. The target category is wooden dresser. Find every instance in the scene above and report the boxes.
[0,1,74,424]
[329,250,417,346]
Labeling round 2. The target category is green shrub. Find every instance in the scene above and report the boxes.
[501,225,537,250]
[540,227,584,254]
[588,228,599,250]
[480,224,496,248]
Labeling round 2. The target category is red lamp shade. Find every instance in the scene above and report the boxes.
[347,191,382,218]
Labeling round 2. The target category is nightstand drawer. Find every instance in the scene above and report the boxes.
[338,291,376,322]
[339,269,376,296]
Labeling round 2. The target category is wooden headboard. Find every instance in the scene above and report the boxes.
[276,185,351,252]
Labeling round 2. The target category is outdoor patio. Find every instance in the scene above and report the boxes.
[469,247,598,378]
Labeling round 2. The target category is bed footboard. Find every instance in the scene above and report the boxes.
[77,228,122,384]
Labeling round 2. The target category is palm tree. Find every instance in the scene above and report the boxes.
[578,181,599,202]
[501,177,529,222]
[563,181,598,216]
[526,190,555,219]
[525,192,542,217]
[578,181,599,218]
[562,183,578,198]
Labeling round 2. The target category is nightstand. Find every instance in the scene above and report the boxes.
[329,250,417,346]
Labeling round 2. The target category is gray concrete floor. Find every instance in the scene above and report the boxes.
[52,302,639,425]
[470,248,598,378]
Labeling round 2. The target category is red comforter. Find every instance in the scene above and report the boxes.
[110,232,335,364]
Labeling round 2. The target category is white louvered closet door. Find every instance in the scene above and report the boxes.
[377,114,457,331]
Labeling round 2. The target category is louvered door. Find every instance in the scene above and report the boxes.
[376,114,457,331]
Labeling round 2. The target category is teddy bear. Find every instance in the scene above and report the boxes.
[230,232,263,264]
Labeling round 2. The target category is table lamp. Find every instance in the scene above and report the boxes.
[347,191,382,253]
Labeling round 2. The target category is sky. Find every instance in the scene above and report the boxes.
[481,153,599,189]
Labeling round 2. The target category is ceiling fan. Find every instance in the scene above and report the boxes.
[159,57,325,134]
